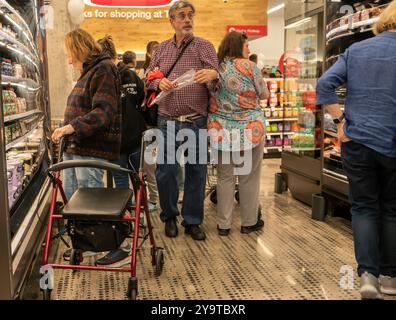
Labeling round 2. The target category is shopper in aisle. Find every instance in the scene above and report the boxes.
[95,37,146,267]
[249,54,258,64]
[316,1,396,299]
[52,29,121,200]
[138,40,159,79]
[98,37,146,187]
[146,0,219,240]
[208,31,268,236]
[140,40,161,211]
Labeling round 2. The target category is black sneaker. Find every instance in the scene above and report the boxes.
[240,219,264,234]
[95,248,130,268]
[185,225,206,241]
[217,225,230,236]
[63,248,72,261]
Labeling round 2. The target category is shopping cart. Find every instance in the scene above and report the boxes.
[205,146,240,204]
[39,135,164,300]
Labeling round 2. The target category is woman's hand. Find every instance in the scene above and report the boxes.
[337,120,351,143]
[52,124,75,144]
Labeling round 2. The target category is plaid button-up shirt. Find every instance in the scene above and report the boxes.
[146,34,219,118]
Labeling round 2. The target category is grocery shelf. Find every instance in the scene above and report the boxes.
[1,74,40,89]
[289,147,321,151]
[323,168,348,181]
[266,118,298,122]
[4,109,41,123]
[5,122,40,151]
[0,0,37,54]
[266,132,294,136]
[0,29,38,64]
[326,17,378,42]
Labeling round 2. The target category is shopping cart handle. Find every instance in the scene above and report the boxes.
[47,160,134,174]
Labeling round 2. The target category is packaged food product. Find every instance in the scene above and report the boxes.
[271,123,278,132]
[278,109,284,118]
[278,123,283,132]
[285,108,293,118]
[267,81,278,93]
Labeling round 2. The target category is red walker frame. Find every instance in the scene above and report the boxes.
[40,160,164,300]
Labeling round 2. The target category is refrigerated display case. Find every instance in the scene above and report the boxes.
[0,0,51,299]
[262,77,296,158]
[322,0,390,202]
[277,4,324,206]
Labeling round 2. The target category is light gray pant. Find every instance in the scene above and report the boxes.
[143,148,159,204]
[216,141,264,229]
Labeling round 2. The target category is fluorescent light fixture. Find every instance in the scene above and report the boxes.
[285,17,312,29]
[4,14,22,30]
[6,45,23,55]
[267,3,285,14]
[2,82,27,89]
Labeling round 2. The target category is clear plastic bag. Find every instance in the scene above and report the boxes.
[151,69,196,105]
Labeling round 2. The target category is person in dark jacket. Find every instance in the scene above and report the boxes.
[52,29,121,200]
[96,37,146,267]
[98,36,146,188]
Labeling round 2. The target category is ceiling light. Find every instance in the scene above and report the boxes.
[267,3,285,14]
[285,17,312,29]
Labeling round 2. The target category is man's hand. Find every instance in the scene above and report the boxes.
[159,78,174,91]
[52,124,75,144]
[337,120,351,144]
[194,69,218,84]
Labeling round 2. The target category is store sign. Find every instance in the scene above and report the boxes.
[84,0,176,7]
[226,25,268,37]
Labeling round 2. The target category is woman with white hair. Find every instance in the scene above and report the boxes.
[317,1,396,299]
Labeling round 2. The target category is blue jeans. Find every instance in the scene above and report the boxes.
[342,141,396,277]
[111,148,141,189]
[63,153,106,200]
[156,116,207,225]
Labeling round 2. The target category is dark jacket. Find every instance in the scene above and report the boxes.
[64,53,121,160]
[117,62,146,153]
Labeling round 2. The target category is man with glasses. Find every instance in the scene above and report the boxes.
[146,0,219,241]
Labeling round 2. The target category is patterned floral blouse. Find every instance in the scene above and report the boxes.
[208,58,268,151]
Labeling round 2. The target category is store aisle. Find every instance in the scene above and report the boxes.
[47,159,386,300]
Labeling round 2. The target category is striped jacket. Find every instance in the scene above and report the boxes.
[64,53,121,160]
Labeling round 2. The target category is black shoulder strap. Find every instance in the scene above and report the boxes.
[165,38,194,78]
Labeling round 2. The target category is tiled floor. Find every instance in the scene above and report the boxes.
[39,159,393,300]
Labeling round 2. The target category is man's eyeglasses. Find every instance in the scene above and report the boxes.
[175,12,195,21]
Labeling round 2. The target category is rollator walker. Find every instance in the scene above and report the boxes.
[40,134,164,300]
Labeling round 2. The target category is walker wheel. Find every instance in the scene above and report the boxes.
[129,289,137,300]
[210,189,217,204]
[127,278,138,300]
[235,191,240,203]
[42,289,51,300]
[70,249,83,266]
[154,249,164,277]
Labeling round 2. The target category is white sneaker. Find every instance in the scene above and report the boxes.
[360,272,383,300]
[380,275,396,295]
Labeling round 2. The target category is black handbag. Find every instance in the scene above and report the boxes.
[68,220,132,252]
[142,39,194,126]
